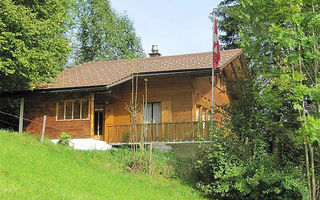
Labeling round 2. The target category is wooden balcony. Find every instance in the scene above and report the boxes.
[106,121,212,144]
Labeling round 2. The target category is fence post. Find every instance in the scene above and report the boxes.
[18,98,24,133]
[41,115,46,143]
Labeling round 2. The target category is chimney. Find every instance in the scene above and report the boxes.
[148,45,161,57]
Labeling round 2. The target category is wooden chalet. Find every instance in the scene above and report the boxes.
[4,48,245,144]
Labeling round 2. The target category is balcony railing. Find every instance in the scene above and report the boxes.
[105,121,212,144]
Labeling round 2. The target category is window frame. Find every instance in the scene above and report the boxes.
[56,99,90,121]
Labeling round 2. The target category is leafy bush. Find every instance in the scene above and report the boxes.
[109,147,180,178]
[122,131,130,143]
[57,132,71,146]
[195,128,308,200]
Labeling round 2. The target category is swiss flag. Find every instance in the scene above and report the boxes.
[213,18,220,70]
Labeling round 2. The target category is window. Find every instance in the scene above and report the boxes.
[202,108,207,129]
[208,110,212,121]
[143,103,161,124]
[202,108,207,121]
[57,99,89,120]
[74,100,81,119]
[196,106,200,122]
[82,99,89,119]
[65,100,73,119]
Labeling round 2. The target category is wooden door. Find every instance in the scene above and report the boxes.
[93,109,104,140]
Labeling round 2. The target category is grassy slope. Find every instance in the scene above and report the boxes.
[0,130,205,200]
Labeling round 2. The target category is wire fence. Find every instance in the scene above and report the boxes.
[0,118,19,127]
[0,110,77,136]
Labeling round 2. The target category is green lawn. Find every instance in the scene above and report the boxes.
[0,130,206,200]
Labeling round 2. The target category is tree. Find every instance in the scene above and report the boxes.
[74,0,144,64]
[0,0,73,91]
[227,0,320,199]
[210,0,241,50]
[197,1,320,199]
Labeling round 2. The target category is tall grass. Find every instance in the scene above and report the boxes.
[0,130,205,200]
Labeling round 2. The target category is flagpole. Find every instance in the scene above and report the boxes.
[211,54,214,120]
[211,9,217,121]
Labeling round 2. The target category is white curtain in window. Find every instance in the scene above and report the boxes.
[202,109,206,121]
[143,103,161,124]
[143,103,153,124]
[196,106,200,122]
[152,103,161,123]
[202,109,206,129]
[208,111,211,121]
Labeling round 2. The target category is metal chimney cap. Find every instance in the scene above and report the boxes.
[149,45,161,57]
[151,45,158,53]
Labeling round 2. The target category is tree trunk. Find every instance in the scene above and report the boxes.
[308,143,316,200]
[305,140,312,200]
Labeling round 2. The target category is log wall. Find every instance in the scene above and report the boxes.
[110,75,194,125]
[24,93,92,139]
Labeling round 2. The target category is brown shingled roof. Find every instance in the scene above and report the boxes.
[43,49,242,90]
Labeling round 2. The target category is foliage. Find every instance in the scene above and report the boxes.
[0,98,19,130]
[0,130,205,200]
[73,0,145,64]
[230,0,320,78]
[122,145,150,173]
[0,0,73,91]
[212,1,320,199]
[195,127,308,200]
[298,115,320,143]
[211,0,241,49]
[57,132,71,146]
[122,131,130,143]
[111,147,179,178]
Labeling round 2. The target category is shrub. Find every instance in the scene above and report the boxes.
[195,128,308,200]
[57,132,71,146]
[110,147,178,178]
[122,131,130,143]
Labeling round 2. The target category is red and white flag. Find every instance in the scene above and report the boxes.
[213,18,220,70]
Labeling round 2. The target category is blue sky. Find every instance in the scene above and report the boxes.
[110,0,221,56]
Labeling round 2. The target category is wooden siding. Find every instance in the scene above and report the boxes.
[191,59,241,123]
[110,75,194,126]
[24,93,91,139]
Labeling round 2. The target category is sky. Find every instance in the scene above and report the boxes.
[110,0,221,56]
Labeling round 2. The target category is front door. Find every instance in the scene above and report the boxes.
[94,109,104,140]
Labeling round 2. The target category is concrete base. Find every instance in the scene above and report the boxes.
[170,143,199,159]
[152,142,173,153]
[151,142,201,157]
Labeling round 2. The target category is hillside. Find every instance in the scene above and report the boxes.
[0,130,205,200]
